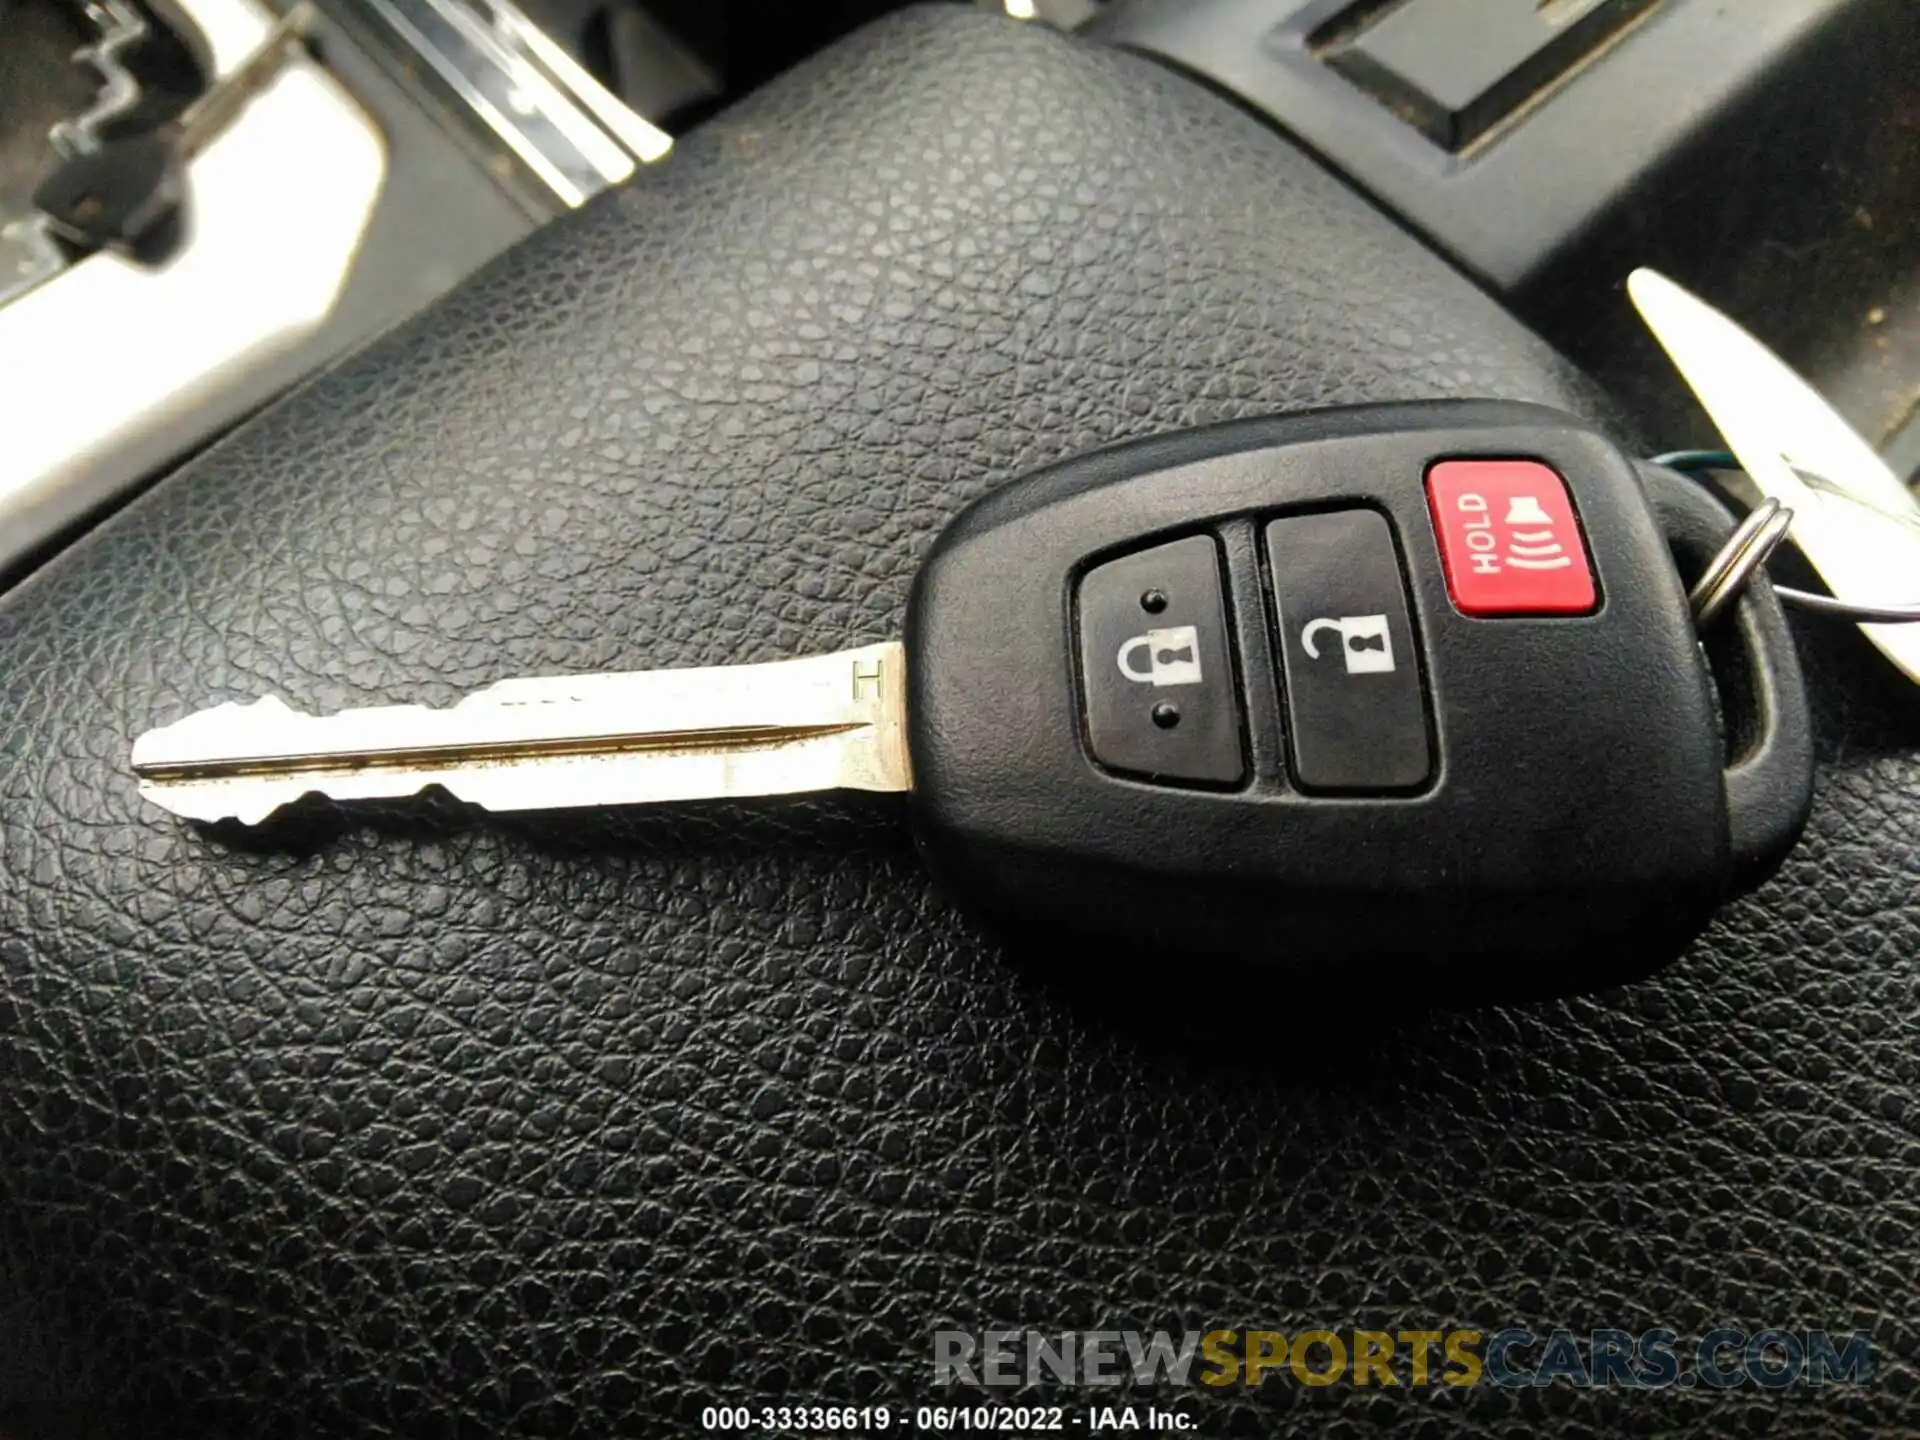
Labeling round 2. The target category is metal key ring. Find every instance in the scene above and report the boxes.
[1690,499,1796,628]
[1669,470,1920,629]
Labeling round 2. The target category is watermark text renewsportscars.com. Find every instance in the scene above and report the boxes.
[933,1327,1872,1390]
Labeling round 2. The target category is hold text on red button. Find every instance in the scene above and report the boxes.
[1426,459,1597,616]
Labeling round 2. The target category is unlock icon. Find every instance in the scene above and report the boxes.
[1301,614,1396,675]
[1116,625,1204,687]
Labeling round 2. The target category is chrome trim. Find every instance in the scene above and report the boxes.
[347,0,670,207]
[0,0,388,572]
[2,0,155,309]
[0,219,67,310]
[49,0,152,157]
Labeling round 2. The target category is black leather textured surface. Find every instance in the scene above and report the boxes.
[1,6,1915,1435]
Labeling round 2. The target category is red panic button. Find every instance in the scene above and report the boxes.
[1425,459,1597,616]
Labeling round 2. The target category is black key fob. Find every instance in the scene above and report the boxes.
[905,400,1813,1001]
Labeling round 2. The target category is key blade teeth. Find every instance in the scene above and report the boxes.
[132,695,318,823]
[136,774,431,826]
[129,642,914,824]
[130,694,304,774]
[131,692,467,821]
[136,776,307,825]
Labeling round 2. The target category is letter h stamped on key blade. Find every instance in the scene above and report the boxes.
[131,643,912,824]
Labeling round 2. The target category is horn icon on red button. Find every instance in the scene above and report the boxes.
[1426,460,1597,616]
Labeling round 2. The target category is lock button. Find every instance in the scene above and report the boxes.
[1266,509,1431,793]
[1077,535,1244,785]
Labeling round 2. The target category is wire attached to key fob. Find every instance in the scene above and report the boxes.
[907,400,1814,1002]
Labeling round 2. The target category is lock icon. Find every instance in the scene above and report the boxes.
[1116,625,1204,687]
[1300,614,1396,675]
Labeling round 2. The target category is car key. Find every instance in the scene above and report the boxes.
[131,400,1815,999]
[33,3,315,254]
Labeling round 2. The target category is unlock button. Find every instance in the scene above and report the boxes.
[1266,510,1431,793]
[1078,536,1244,785]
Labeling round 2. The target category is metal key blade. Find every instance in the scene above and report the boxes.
[1629,267,1920,683]
[132,642,912,823]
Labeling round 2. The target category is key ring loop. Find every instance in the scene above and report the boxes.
[1662,460,1920,629]
[1690,499,1795,628]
